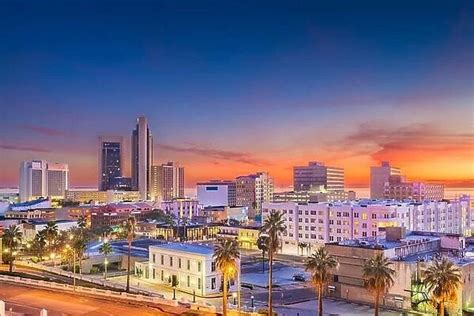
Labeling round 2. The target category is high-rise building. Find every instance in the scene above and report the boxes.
[370,161,401,199]
[150,162,185,202]
[131,116,153,200]
[236,172,273,215]
[293,162,344,192]
[98,136,123,191]
[19,160,69,202]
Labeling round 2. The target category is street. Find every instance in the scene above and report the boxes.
[0,282,195,315]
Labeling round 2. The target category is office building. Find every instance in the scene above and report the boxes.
[98,136,123,191]
[150,162,185,202]
[19,160,69,202]
[109,176,132,191]
[384,181,444,202]
[273,190,356,203]
[159,198,201,219]
[135,243,239,296]
[197,180,236,207]
[370,161,402,199]
[293,161,344,192]
[65,189,140,204]
[236,172,274,215]
[131,116,153,200]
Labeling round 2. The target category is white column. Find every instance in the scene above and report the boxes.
[0,300,5,316]
[40,309,48,316]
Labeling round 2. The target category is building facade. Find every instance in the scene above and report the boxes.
[370,161,402,199]
[293,161,344,192]
[150,162,185,202]
[236,172,273,216]
[131,116,153,200]
[19,160,69,202]
[273,190,356,203]
[135,243,239,296]
[197,180,236,207]
[262,197,471,254]
[159,198,201,219]
[384,181,444,202]
[98,136,123,191]
[90,202,153,228]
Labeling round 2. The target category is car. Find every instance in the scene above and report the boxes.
[292,273,306,282]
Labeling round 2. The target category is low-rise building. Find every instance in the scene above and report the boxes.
[91,202,153,228]
[5,208,56,220]
[158,198,201,219]
[65,190,141,204]
[135,243,239,296]
[10,198,51,211]
[197,180,236,207]
[217,225,261,250]
[273,190,356,203]
[22,219,78,240]
[135,221,220,241]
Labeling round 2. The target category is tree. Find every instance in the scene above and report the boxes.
[257,235,269,274]
[77,215,87,231]
[423,256,462,316]
[305,247,338,316]
[213,239,240,316]
[261,210,286,316]
[43,222,59,252]
[362,253,396,316]
[73,237,86,274]
[32,230,47,260]
[123,216,136,292]
[3,225,22,272]
[99,241,113,279]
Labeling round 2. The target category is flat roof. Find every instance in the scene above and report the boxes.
[150,242,214,256]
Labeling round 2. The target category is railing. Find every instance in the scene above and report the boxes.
[5,262,217,313]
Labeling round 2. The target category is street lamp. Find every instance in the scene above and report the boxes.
[68,234,77,291]
[172,286,176,300]
[104,258,109,280]
[251,295,254,308]
[232,292,237,305]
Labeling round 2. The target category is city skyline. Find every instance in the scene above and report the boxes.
[1,1,473,189]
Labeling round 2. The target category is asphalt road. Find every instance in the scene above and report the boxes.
[0,282,194,316]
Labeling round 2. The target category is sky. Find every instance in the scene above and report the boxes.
[1,0,473,189]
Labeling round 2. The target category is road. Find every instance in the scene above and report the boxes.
[0,282,194,316]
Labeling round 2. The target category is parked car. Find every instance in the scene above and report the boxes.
[292,273,306,282]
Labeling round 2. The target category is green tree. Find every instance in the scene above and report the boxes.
[123,216,136,292]
[32,230,47,260]
[305,247,338,316]
[261,210,286,316]
[99,241,113,279]
[3,225,22,272]
[423,256,462,316]
[73,237,86,274]
[362,253,396,316]
[43,222,59,252]
[213,239,240,316]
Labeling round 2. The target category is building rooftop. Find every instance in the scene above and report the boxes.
[150,242,214,256]
[12,197,49,207]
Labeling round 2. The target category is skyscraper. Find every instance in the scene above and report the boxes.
[150,162,185,202]
[236,172,274,215]
[293,162,344,192]
[131,116,153,200]
[19,160,69,202]
[370,161,401,199]
[98,136,123,191]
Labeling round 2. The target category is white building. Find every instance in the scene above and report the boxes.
[263,197,471,255]
[158,198,202,219]
[19,160,69,202]
[135,243,239,296]
[131,116,153,200]
[197,181,236,207]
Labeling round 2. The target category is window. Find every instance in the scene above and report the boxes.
[354,213,359,218]
[153,268,156,279]
[179,258,182,268]
[170,257,173,267]
[198,278,201,290]
[362,213,368,220]
[198,262,201,272]
[152,254,156,263]
[187,260,190,270]
[372,214,377,219]
[161,255,164,265]
[362,232,367,237]
[211,277,216,289]
[187,275,190,287]
[211,261,216,272]
[161,270,164,281]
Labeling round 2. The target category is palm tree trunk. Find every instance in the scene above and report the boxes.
[223,273,228,316]
[104,256,108,280]
[268,251,273,316]
[374,291,380,316]
[318,284,323,316]
[126,240,131,292]
[9,258,13,273]
[439,301,444,316]
[262,251,265,274]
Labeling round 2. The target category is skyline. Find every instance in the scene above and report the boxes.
[1,1,473,189]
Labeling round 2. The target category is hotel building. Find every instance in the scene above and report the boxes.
[150,162,185,202]
[135,243,239,296]
[370,161,402,199]
[236,172,274,216]
[98,136,123,191]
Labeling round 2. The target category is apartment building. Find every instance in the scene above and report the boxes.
[158,198,201,219]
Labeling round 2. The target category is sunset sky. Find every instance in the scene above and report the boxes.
[1,1,473,189]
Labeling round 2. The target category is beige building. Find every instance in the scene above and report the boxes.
[65,190,140,204]
[150,162,184,202]
[236,172,273,217]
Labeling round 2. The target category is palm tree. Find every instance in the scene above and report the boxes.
[305,247,338,316]
[33,230,47,260]
[44,222,59,252]
[3,225,22,272]
[213,239,240,316]
[124,216,136,292]
[261,210,286,316]
[257,235,269,274]
[362,253,396,316]
[99,241,113,279]
[73,237,86,274]
[423,256,462,316]
[77,215,87,232]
